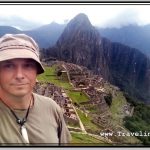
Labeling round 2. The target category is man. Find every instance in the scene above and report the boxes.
[0,34,71,145]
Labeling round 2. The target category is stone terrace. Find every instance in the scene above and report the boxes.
[56,62,111,128]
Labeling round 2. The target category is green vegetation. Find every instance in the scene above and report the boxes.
[110,91,127,125]
[37,65,72,89]
[123,92,142,107]
[84,104,98,113]
[37,66,55,82]
[67,91,89,104]
[67,121,80,128]
[76,109,101,133]
[124,103,150,145]
[70,132,110,145]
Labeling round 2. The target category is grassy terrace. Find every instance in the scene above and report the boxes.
[110,91,127,125]
[67,91,89,104]
[70,132,110,145]
[37,65,72,90]
[38,65,89,104]
[76,109,101,133]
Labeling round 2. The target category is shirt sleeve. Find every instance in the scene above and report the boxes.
[57,107,72,145]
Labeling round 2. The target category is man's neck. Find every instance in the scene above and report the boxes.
[0,92,33,110]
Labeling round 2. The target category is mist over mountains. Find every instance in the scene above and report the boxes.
[98,24,150,58]
[0,16,42,30]
[0,22,66,48]
[1,19,150,58]
[25,22,66,48]
[0,13,150,104]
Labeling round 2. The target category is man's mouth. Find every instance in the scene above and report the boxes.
[12,83,28,86]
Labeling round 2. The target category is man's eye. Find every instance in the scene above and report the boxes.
[4,64,14,68]
[24,63,36,68]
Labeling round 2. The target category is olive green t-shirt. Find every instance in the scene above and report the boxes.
[0,93,71,145]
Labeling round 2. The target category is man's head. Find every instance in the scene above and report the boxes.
[0,34,44,98]
[0,34,44,74]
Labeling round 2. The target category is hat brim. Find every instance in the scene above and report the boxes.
[0,49,44,74]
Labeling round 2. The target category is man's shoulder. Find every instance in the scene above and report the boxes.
[33,92,52,101]
[33,93,61,110]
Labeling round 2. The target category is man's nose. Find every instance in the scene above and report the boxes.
[15,66,25,79]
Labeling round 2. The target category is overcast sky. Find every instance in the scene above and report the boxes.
[0,4,150,30]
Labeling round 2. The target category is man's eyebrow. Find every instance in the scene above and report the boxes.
[1,60,12,64]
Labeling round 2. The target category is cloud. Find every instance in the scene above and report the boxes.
[0,5,150,30]
[0,16,42,30]
[100,9,140,28]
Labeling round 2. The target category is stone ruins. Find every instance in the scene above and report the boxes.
[34,61,115,133]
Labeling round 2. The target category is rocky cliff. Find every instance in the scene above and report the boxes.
[102,38,150,102]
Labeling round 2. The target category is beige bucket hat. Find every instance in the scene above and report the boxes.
[0,34,44,74]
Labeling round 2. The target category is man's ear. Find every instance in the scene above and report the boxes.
[36,78,39,83]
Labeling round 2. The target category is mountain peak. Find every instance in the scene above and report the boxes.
[73,13,91,23]
[56,13,96,45]
[68,13,92,30]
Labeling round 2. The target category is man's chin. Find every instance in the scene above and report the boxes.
[11,90,30,97]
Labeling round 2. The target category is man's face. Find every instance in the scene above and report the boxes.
[0,58,37,98]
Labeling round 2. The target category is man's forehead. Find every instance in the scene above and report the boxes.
[0,58,36,64]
